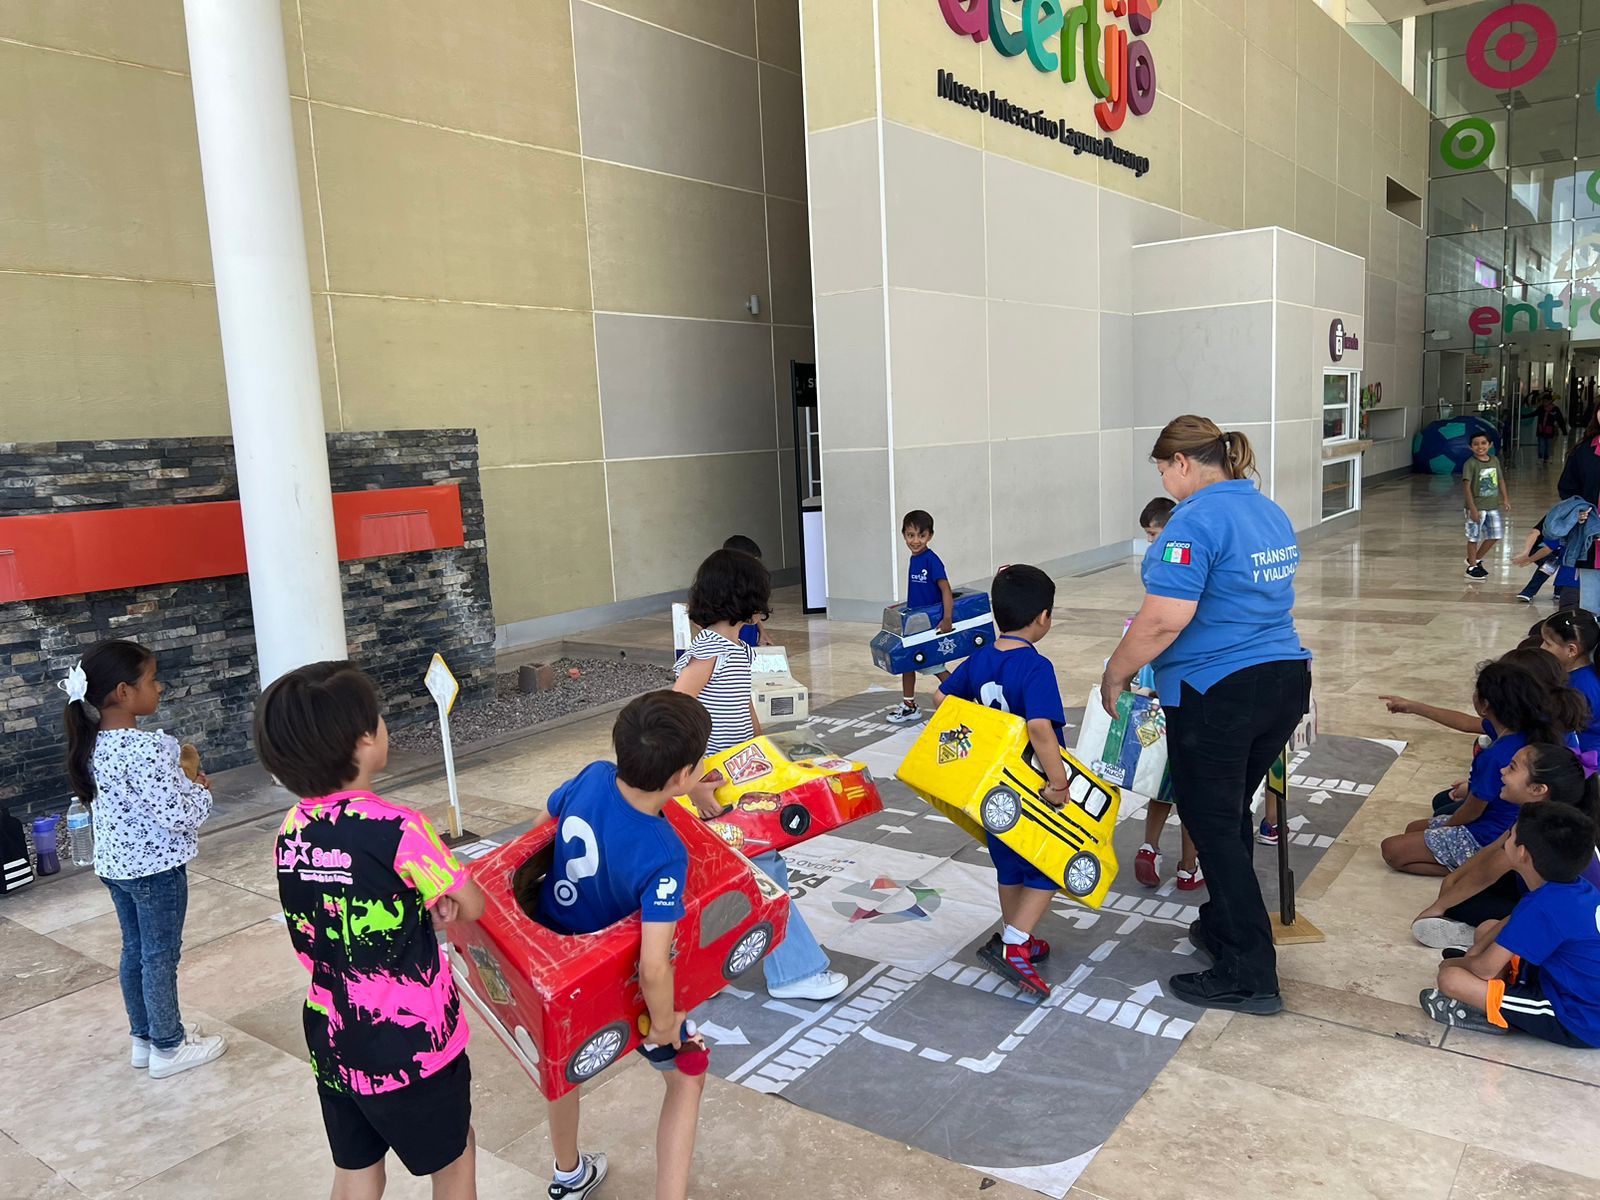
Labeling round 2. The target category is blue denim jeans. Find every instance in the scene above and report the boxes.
[102,865,188,1050]
[750,851,830,989]
[1581,568,1600,615]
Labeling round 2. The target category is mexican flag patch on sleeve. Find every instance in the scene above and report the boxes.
[1161,542,1192,565]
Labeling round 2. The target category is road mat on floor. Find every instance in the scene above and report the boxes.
[467,689,1404,1197]
[689,691,1405,1197]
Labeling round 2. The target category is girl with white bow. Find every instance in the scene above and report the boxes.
[61,640,226,1080]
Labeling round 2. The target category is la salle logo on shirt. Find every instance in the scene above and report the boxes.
[1161,542,1192,565]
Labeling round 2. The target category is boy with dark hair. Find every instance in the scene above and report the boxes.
[536,690,716,1199]
[1463,432,1510,580]
[888,509,956,724]
[1139,496,1176,534]
[934,564,1072,998]
[259,661,486,1200]
[1421,801,1600,1047]
[721,535,771,647]
[1131,499,1202,890]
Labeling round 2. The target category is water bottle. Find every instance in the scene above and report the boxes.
[30,815,60,876]
[66,799,93,868]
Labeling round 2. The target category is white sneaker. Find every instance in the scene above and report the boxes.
[549,1152,608,1199]
[768,970,849,1001]
[885,703,923,725]
[148,1028,227,1079]
[1411,916,1475,951]
[132,1021,200,1068]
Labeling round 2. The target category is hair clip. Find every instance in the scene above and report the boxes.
[57,662,89,705]
[1577,748,1599,780]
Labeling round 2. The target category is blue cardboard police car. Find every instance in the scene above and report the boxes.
[869,589,996,674]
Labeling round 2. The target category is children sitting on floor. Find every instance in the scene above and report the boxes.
[1420,801,1600,1048]
[1541,609,1600,752]
[1380,653,1586,876]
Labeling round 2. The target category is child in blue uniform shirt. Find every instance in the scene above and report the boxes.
[888,509,956,724]
[1422,801,1600,1047]
[935,564,1072,999]
[533,691,715,1200]
[1541,609,1600,753]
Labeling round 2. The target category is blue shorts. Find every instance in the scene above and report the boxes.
[1465,509,1504,542]
[987,833,1056,890]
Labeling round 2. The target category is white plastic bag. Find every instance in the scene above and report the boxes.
[1075,687,1169,800]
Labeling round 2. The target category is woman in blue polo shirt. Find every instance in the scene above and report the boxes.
[1102,415,1312,1016]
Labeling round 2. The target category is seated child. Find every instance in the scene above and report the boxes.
[722,535,771,648]
[1420,801,1600,1048]
[1382,652,1585,876]
[1131,497,1201,891]
[535,691,715,1200]
[935,564,1071,999]
[1541,609,1600,752]
[258,662,487,1199]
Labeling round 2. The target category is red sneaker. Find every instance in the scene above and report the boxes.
[1175,863,1205,892]
[1134,844,1161,888]
[977,933,1050,999]
[1023,936,1050,961]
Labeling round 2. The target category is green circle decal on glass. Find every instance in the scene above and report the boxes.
[1440,117,1495,171]
[1587,171,1600,207]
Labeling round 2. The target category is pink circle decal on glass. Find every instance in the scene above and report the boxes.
[1465,4,1557,89]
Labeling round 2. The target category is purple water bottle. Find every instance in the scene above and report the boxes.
[31,815,60,876]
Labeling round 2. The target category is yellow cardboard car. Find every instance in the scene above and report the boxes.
[896,698,1121,908]
[675,736,883,855]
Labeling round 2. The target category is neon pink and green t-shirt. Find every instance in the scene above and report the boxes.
[275,790,468,1094]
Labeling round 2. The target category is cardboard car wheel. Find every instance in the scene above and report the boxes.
[723,921,774,980]
[1064,851,1101,897]
[913,650,927,665]
[779,803,812,838]
[972,632,986,646]
[980,785,1021,833]
[567,1020,630,1084]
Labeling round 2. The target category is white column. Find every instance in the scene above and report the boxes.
[183,0,346,685]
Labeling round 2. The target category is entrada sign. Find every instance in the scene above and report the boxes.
[935,0,1160,133]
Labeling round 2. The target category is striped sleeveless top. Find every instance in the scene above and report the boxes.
[676,629,755,753]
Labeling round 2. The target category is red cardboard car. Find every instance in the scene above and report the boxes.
[682,735,884,856]
[446,803,790,1099]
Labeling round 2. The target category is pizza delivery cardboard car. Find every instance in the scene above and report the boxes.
[897,697,1121,908]
[677,735,884,855]
[445,803,790,1100]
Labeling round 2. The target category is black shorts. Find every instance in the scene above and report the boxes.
[317,1053,473,1176]
[1494,964,1598,1049]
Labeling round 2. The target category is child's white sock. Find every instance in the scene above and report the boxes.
[1001,924,1029,946]
[554,1160,586,1187]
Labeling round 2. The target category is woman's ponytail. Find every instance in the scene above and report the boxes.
[61,640,152,803]
[1150,415,1258,481]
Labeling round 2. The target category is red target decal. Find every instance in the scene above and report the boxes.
[1466,4,1558,89]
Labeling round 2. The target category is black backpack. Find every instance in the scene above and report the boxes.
[1,806,34,894]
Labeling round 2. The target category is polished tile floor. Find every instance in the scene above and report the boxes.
[4,457,1599,1199]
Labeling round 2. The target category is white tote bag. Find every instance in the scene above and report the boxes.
[1075,687,1169,800]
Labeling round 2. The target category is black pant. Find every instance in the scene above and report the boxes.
[1168,659,1312,993]
[1520,566,1551,597]
[1444,870,1521,928]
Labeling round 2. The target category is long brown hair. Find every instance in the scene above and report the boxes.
[63,640,153,802]
[1149,415,1258,481]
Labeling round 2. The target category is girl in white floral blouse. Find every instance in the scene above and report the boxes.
[62,640,225,1079]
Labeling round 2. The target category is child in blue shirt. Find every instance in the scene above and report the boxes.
[888,509,956,724]
[935,564,1072,999]
[1383,651,1585,874]
[1422,801,1600,1047]
[1540,609,1600,753]
[534,691,714,1199]
[1129,497,1202,891]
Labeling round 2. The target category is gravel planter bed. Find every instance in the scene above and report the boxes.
[389,657,676,755]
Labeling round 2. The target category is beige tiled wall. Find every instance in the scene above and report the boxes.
[804,0,1429,610]
[0,0,811,633]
